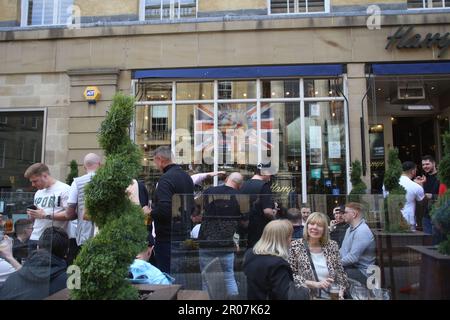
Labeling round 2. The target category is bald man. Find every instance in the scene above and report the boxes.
[198,172,244,298]
[65,153,102,263]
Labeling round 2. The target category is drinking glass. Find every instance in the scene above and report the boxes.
[351,285,369,300]
[370,288,391,300]
[329,283,340,300]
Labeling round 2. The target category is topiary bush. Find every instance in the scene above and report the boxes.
[431,132,450,255]
[349,160,367,203]
[70,93,147,300]
[383,148,409,232]
[66,160,79,185]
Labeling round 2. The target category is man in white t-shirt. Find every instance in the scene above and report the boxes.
[24,163,70,253]
[399,161,426,232]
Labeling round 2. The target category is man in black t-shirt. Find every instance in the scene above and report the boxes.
[198,172,244,298]
[240,164,276,248]
[421,155,440,235]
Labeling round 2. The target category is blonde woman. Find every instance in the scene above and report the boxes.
[243,220,309,300]
[289,212,348,299]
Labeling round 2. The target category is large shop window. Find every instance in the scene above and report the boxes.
[0,111,44,191]
[22,0,73,26]
[141,0,197,20]
[270,0,329,14]
[134,77,347,201]
[407,0,449,9]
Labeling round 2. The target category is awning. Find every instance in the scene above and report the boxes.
[133,64,344,79]
[372,62,450,75]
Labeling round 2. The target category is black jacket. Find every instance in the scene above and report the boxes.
[152,164,194,242]
[243,250,309,300]
[199,185,242,248]
[0,250,67,300]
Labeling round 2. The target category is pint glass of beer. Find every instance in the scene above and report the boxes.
[4,219,13,234]
[329,284,340,300]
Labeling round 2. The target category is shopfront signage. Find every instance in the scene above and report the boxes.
[386,26,450,58]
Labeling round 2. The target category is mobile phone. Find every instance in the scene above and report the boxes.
[27,204,37,210]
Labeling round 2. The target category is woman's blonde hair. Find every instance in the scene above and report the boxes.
[303,212,330,246]
[253,219,293,260]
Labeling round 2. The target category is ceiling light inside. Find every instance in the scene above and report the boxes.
[403,105,433,111]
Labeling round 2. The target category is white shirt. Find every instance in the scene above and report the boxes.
[191,173,209,186]
[310,251,330,299]
[399,175,425,227]
[190,224,201,239]
[310,251,330,282]
[30,181,70,241]
[0,258,16,283]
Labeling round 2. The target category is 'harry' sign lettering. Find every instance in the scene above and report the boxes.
[386,26,450,58]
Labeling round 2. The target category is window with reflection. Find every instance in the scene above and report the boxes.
[270,0,328,14]
[261,79,299,98]
[0,111,44,191]
[304,78,343,98]
[177,104,213,170]
[25,0,73,26]
[217,103,256,170]
[144,0,197,20]
[135,77,346,203]
[305,101,346,196]
[176,82,214,100]
[144,82,172,101]
[218,81,256,100]
[407,0,448,9]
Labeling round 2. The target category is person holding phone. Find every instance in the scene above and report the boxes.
[24,163,71,254]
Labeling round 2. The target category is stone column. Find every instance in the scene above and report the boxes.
[347,63,371,190]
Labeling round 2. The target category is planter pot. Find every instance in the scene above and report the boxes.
[408,245,450,300]
[373,230,432,299]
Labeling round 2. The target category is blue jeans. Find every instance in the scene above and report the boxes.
[154,241,171,274]
[199,249,238,297]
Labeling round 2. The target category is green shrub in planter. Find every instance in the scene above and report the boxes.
[383,148,409,232]
[70,93,147,299]
[349,160,367,203]
[66,160,79,185]
[431,132,450,255]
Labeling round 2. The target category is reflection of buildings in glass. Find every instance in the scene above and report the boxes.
[0,112,44,191]
[135,77,347,200]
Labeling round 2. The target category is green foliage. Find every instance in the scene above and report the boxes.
[71,93,147,299]
[432,132,450,255]
[438,132,450,188]
[349,160,367,203]
[384,149,404,194]
[383,149,409,232]
[66,160,79,185]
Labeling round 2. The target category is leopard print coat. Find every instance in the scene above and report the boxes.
[289,238,349,294]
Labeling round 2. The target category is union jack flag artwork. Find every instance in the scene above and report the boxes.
[194,103,274,164]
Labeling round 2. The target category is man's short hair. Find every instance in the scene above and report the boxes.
[228,172,243,186]
[14,219,33,235]
[421,155,435,163]
[286,208,302,223]
[24,163,50,179]
[38,227,69,259]
[345,202,364,215]
[152,146,173,161]
[402,161,417,172]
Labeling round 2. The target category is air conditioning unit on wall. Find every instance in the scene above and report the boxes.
[390,85,425,104]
